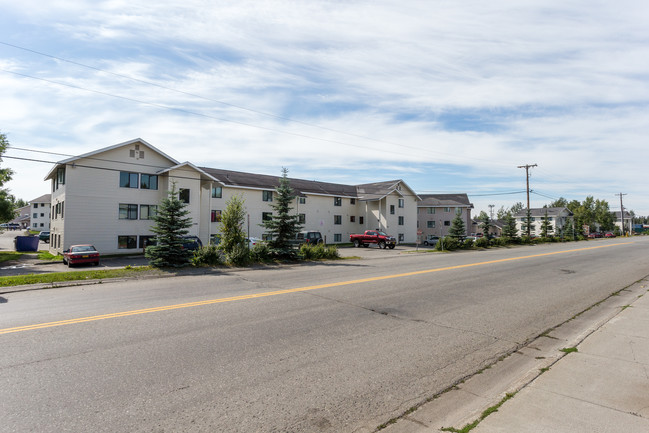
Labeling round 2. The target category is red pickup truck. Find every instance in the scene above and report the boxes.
[349,230,396,249]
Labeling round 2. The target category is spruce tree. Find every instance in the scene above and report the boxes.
[502,212,518,239]
[448,212,466,238]
[540,210,553,238]
[478,211,491,239]
[145,183,193,267]
[262,168,303,256]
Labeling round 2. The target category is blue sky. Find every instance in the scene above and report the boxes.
[1,1,648,216]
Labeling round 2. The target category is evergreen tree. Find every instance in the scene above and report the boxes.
[540,209,553,237]
[502,212,518,239]
[262,168,303,256]
[521,208,535,237]
[448,212,466,238]
[145,183,193,267]
[478,210,491,239]
[562,218,575,240]
[218,194,248,265]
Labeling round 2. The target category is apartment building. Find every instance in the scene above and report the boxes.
[29,194,51,231]
[514,207,573,236]
[44,139,419,254]
[417,194,474,241]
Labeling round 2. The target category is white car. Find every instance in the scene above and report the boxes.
[246,237,263,248]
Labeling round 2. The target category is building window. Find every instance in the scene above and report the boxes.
[263,190,273,202]
[40,223,44,227]
[334,197,342,206]
[139,236,155,248]
[390,205,395,214]
[56,167,66,189]
[211,210,222,222]
[444,220,451,226]
[140,205,158,220]
[334,215,342,225]
[444,207,451,212]
[40,213,44,217]
[298,197,306,204]
[334,234,342,242]
[427,207,435,214]
[118,235,137,249]
[359,216,364,224]
[33,203,38,209]
[262,212,273,221]
[398,199,404,208]
[350,216,356,223]
[119,204,138,220]
[398,216,404,225]
[33,213,37,218]
[298,213,306,224]
[350,198,356,205]
[120,172,139,188]
[456,207,462,215]
[179,188,190,204]
[140,174,158,190]
[398,234,404,242]
[427,221,435,228]
[212,186,222,198]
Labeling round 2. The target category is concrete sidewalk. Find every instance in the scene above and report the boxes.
[384,279,649,433]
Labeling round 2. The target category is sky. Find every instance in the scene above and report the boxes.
[1,1,648,217]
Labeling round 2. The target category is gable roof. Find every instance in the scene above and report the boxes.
[30,193,51,204]
[418,194,473,208]
[44,138,179,180]
[158,162,218,182]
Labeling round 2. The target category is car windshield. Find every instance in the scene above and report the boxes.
[72,246,96,253]
[378,231,388,236]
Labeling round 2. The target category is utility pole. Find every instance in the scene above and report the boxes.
[518,164,537,237]
[615,193,627,236]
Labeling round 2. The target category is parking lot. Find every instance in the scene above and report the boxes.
[0,230,433,277]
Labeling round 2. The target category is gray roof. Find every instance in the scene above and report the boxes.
[200,167,406,200]
[514,207,573,218]
[418,194,473,208]
[30,194,51,204]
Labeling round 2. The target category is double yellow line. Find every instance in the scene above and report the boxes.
[0,242,632,335]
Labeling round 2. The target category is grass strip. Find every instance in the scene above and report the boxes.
[440,392,516,433]
[0,266,158,287]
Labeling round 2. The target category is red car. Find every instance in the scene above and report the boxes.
[604,232,616,238]
[63,244,100,267]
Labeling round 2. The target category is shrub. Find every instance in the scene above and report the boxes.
[475,237,490,248]
[299,243,340,260]
[250,242,273,263]
[463,238,474,249]
[435,236,460,251]
[490,237,508,247]
[225,243,250,266]
[192,245,224,267]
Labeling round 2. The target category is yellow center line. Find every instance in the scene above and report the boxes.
[0,242,633,335]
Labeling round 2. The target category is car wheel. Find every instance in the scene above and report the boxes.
[353,239,360,248]
[378,241,386,249]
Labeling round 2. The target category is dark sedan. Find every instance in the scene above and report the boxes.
[63,245,100,267]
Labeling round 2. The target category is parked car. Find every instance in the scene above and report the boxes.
[588,232,602,238]
[604,232,616,238]
[295,231,324,245]
[349,230,396,249]
[423,235,439,246]
[39,231,50,243]
[246,237,263,248]
[180,236,203,251]
[63,245,100,267]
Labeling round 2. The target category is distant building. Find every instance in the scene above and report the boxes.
[614,211,633,234]
[417,194,473,240]
[29,194,51,231]
[514,207,573,237]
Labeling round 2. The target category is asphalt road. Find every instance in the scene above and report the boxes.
[1,237,648,432]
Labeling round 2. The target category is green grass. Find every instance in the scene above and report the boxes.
[560,347,578,354]
[0,251,24,263]
[440,392,517,432]
[0,266,158,288]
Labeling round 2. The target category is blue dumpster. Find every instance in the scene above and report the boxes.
[15,236,39,252]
